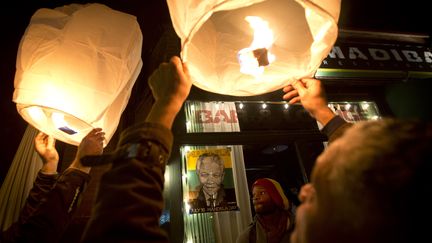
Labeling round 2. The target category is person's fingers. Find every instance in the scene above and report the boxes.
[301,77,316,81]
[171,56,183,80]
[282,85,294,93]
[80,129,104,148]
[288,96,301,104]
[47,135,56,148]
[35,131,47,142]
[282,89,299,100]
[35,131,44,139]
[291,79,307,95]
[171,56,192,97]
[85,128,103,138]
[95,133,106,143]
[302,78,322,92]
[78,129,105,156]
[93,127,103,132]
[91,128,103,134]
[170,56,182,68]
[92,129,105,141]
[182,61,190,79]
[93,130,104,141]
[171,56,191,85]
[148,64,163,87]
[148,60,172,95]
[301,77,318,84]
[97,131,105,138]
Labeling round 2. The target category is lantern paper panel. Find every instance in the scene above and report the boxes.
[167,0,340,96]
[13,3,143,146]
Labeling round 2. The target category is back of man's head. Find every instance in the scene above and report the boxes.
[310,118,432,243]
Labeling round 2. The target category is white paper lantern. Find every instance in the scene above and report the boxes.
[13,3,143,146]
[167,0,340,96]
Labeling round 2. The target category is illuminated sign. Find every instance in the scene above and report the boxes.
[196,110,238,124]
[321,43,432,71]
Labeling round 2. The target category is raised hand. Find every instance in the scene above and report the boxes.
[146,56,192,128]
[69,128,105,173]
[34,132,59,174]
[282,78,335,126]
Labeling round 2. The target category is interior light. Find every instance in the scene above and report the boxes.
[164,165,170,185]
[183,146,191,153]
[361,103,370,110]
[185,202,191,216]
[186,121,192,131]
[26,106,46,123]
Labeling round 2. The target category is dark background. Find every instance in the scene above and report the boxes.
[0,0,430,184]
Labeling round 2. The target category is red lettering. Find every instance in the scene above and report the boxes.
[196,110,212,123]
[213,110,221,123]
[195,110,238,124]
[230,110,238,123]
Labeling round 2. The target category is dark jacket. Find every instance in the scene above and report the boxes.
[80,122,172,243]
[236,212,293,243]
[1,169,90,243]
[322,115,351,142]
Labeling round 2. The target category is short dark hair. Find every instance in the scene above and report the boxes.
[311,118,432,243]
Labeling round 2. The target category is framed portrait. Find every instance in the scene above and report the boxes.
[185,147,239,214]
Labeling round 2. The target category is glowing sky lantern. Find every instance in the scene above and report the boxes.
[167,0,341,96]
[13,3,143,146]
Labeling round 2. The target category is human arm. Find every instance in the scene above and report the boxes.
[18,132,60,222]
[2,132,60,238]
[1,129,104,243]
[0,171,60,243]
[81,56,191,242]
[282,78,351,142]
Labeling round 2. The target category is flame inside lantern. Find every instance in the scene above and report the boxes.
[238,16,275,77]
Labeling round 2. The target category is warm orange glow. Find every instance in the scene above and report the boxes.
[52,112,66,128]
[52,112,77,134]
[27,106,45,123]
[238,16,275,77]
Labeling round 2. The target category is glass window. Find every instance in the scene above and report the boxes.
[184,101,318,133]
[172,99,380,242]
[328,101,381,123]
